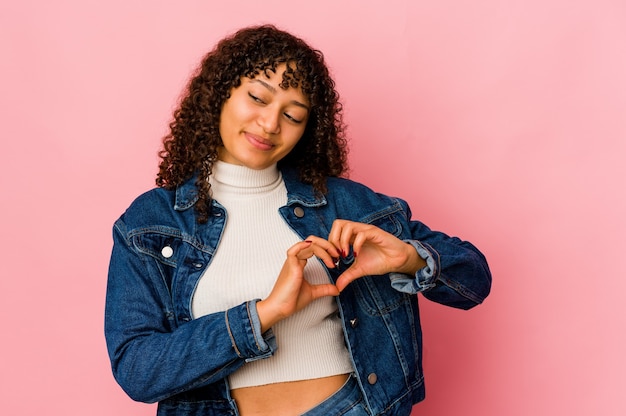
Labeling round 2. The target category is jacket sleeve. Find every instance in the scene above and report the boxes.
[104,218,276,403]
[388,198,492,310]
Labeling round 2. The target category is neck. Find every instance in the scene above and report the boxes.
[210,161,280,194]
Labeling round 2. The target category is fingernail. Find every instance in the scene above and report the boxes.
[353,251,358,258]
[305,240,313,244]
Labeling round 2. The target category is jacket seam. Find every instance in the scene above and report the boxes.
[224,310,242,358]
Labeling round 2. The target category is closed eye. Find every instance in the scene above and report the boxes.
[248,92,265,104]
[284,113,304,124]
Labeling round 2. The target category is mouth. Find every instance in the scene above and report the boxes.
[245,133,274,151]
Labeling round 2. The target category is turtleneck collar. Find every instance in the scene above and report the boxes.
[209,161,282,195]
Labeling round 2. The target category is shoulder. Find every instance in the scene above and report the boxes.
[325,176,410,219]
[281,168,410,218]
[115,186,179,230]
[326,176,377,194]
[326,176,401,204]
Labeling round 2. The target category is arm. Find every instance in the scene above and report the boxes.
[104,220,275,403]
[326,198,492,310]
[256,240,340,332]
[399,217,492,309]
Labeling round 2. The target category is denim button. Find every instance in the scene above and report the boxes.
[161,246,174,258]
[367,373,378,385]
[294,207,305,218]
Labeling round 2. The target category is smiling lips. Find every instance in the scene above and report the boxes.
[245,132,274,151]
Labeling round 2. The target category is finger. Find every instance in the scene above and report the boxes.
[299,236,341,267]
[328,219,356,257]
[327,219,349,248]
[335,268,361,292]
[350,231,368,258]
[292,240,337,268]
[287,239,313,253]
[309,243,340,268]
[350,228,380,258]
[309,283,340,299]
[293,240,315,261]
[305,235,341,259]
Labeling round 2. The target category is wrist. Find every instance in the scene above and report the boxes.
[256,299,282,333]
[399,242,427,275]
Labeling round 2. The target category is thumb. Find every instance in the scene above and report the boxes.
[310,283,340,299]
[335,267,363,292]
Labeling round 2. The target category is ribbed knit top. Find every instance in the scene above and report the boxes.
[191,161,353,389]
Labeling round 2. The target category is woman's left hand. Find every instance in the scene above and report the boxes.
[328,219,426,292]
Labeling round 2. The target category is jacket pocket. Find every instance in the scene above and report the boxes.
[131,227,185,268]
[362,210,403,239]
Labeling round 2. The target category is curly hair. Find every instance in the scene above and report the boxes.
[156,24,348,223]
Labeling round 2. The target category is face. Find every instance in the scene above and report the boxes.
[218,64,310,170]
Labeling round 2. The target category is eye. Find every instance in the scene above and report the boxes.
[284,113,304,124]
[248,92,265,104]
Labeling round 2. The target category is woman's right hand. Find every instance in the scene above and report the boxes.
[256,239,340,332]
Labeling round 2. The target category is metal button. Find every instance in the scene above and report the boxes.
[350,318,358,328]
[293,207,305,218]
[161,246,174,258]
[367,373,378,385]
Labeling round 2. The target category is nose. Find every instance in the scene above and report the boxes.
[258,108,281,135]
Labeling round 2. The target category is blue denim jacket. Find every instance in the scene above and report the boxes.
[105,168,491,415]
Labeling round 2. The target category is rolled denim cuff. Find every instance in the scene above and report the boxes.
[389,240,440,294]
[225,300,276,362]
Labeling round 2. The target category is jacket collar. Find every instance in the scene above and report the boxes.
[174,168,327,211]
[281,167,327,208]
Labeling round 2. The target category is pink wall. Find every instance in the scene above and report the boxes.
[1,1,624,415]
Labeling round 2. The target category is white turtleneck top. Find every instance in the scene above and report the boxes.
[191,161,353,389]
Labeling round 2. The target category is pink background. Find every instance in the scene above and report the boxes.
[1,1,624,415]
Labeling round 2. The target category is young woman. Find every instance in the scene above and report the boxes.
[105,25,492,416]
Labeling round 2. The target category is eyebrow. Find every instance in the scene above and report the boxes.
[251,79,310,111]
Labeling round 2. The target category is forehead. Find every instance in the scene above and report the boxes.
[246,61,308,89]
[246,64,309,103]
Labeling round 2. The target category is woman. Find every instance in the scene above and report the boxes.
[105,25,492,416]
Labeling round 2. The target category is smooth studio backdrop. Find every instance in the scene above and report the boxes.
[1,1,624,415]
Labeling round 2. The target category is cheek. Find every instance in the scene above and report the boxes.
[284,126,306,148]
[221,98,252,126]
[279,135,305,159]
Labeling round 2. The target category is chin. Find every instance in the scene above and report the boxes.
[241,160,275,170]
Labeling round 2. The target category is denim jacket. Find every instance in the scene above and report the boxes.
[105,168,491,415]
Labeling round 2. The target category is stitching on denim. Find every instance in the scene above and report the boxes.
[245,301,263,351]
[129,226,214,254]
[419,241,440,279]
[225,310,242,357]
[438,274,483,304]
[359,199,404,225]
